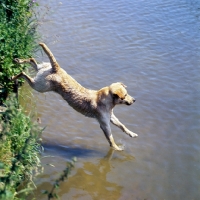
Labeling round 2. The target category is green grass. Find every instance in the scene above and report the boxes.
[0,0,39,103]
[0,95,42,200]
[0,1,42,199]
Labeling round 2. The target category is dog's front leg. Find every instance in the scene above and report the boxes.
[110,111,138,138]
[98,117,123,151]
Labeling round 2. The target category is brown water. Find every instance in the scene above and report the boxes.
[23,0,200,199]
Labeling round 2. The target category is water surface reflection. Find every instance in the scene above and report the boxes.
[31,147,135,200]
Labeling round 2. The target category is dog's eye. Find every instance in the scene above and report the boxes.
[121,94,127,100]
[113,94,119,99]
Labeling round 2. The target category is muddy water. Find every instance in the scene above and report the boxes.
[23,0,200,199]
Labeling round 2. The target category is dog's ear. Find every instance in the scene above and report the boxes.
[112,88,124,99]
[120,82,127,88]
[110,82,127,99]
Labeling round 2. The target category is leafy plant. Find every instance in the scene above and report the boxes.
[0,95,43,199]
[0,0,39,103]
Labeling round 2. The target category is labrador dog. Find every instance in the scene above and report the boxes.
[12,43,138,150]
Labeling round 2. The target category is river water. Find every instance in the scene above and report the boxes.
[23,0,200,199]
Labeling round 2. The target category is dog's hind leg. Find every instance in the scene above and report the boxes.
[14,58,39,71]
[39,43,60,73]
[11,72,35,89]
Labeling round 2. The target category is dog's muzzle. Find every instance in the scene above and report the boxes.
[126,98,136,105]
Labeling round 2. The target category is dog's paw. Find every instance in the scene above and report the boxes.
[10,76,15,81]
[111,144,124,151]
[127,130,138,138]
[114,146,124,151]
[14,58,20,63]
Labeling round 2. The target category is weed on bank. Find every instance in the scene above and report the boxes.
[0,0,42,199]
[0,95,42,199]
[0,0,39,102]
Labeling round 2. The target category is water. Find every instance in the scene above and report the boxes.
[23,0,200,199]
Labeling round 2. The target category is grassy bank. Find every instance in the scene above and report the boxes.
[0,0,42,199]
[0,95,42,199]
[0,0,38,102]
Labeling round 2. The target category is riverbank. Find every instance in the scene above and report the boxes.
[0,1,42,199]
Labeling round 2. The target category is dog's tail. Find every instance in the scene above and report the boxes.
[39,43,60,73]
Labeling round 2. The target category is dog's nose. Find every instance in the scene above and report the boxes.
[133,98,136,103]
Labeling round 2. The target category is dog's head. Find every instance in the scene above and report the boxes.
[109,82,135,106]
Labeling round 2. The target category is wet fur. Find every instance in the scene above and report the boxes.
[12,43,138,151]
